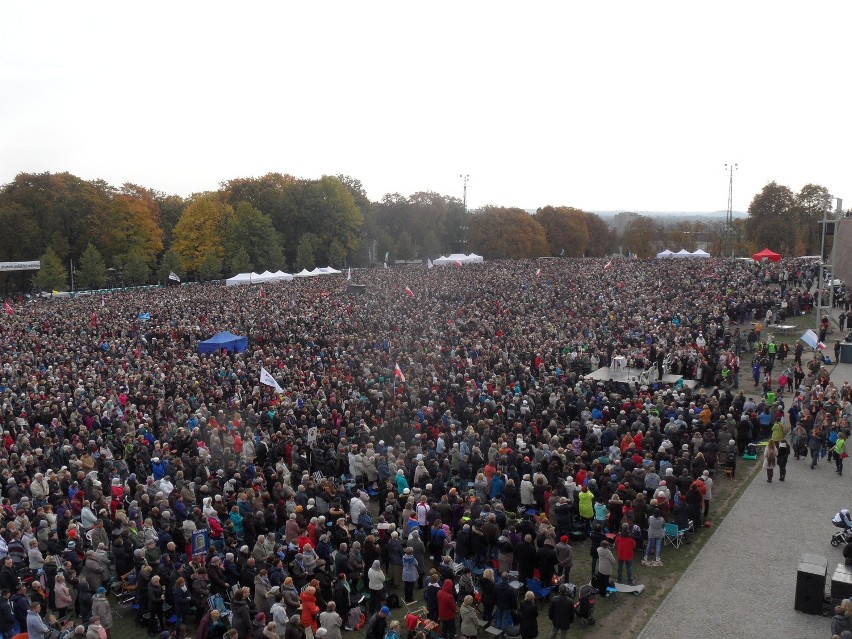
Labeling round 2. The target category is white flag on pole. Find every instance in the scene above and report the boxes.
[427,259,434,269]
[347,267,351,281]
[260,366,284,393]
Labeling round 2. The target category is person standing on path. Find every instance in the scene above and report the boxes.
[765,440,778,482]
[777,438,790,481]
[809,427,825,470]
[835,431,847,476]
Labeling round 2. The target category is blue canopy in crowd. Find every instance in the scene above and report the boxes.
[197,331,248,354]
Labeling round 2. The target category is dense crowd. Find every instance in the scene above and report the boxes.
[0,256,848,639]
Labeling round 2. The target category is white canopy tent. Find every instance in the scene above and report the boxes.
[672,249,693,259]
[434,253,482,265]
[225,272,255,286]
[294,269,316,278]
[690,249,711,258]
[272,270,294,281]
[656,249,674,259]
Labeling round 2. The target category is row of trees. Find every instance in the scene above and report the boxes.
[0,172,838,291]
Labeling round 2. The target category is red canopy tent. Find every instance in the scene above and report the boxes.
[753,248,781,262]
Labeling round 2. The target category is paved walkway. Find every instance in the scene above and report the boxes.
[637,360,852,639]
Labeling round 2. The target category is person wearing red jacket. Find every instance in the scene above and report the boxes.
[614,524,637,586]
[437,579,458,639]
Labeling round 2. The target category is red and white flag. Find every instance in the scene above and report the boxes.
[259,287,266,298]
[818,341,827,350]
[535,268,542,277]
[604,260,613,270]
[404,286,414,298]
[3,302,12,315]
[454,260,462,267]
[394,363,406,383]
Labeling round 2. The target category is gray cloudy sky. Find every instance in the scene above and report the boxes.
[1,1,849,212]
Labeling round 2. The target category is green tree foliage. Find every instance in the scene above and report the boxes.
[32,247,67,292]
[198,251,223,281]
[793,183,832,255]
[622,215,659,258]
[370,192,464,259]
[123,249,149,285]
[228,247,253,275]
[77,243,107,289]
[535,206,591,257]
[157,194,186,247]
[223,201,284,273]
[157,249,184,284]
[583,212,615,257]
[326,238,346,268]
[0,172,110,263]
[172,197,229,274]
[395,231,415,260]
[469,207,548,259]
[295,233,320,271]
[746,181,797,255]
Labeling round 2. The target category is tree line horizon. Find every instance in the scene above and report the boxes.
[0,172,835,292]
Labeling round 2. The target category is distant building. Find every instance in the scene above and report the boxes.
[610,212,639,235]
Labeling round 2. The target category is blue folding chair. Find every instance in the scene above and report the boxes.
[525,577,552,603]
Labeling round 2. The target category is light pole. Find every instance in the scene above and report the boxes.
[815,193,834,330]
[724,163,738,257]
[460,174,469,252]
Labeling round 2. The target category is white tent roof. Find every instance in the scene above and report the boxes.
[672,249,693,258]
[225,272,255,286]
[656,249,674,259]
[690,249,711,257]
[272,270,294,280]
[294,269,315,277]
[434,253,474,265]
[465,253,484,263]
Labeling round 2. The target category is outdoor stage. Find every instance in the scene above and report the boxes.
[587,365,699,390]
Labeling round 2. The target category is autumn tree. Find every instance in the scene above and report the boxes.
[32,247,67,292]
[746,181,797,255]
[469,207,548,259]
[172,197,230,274]
[535,206,591,257]
[228,247,253,275]
[622,215,659,258]
[93,194,164,267]
[584,212,615,257]
[77,243,107,289]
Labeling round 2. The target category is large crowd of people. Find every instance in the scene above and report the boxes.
[0,256,848,639]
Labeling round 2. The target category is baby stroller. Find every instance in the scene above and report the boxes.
[573,583,596,626]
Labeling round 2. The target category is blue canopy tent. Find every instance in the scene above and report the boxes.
[198,331,248,354]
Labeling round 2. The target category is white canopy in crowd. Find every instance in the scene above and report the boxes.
[656,249,712,259]
[433,253,484,265]
[226,269,301,286]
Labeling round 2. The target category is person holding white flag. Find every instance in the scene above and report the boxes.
[260,366,284,394]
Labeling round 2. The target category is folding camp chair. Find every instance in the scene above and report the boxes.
[525,577,553,603]
[663,522,685,548]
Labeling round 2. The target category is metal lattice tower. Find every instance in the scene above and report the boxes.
[725,163,737,257]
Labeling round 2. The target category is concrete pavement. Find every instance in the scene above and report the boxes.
[637,360,852,639]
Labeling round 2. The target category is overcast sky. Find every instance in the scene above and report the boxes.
[1,1,849,213]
